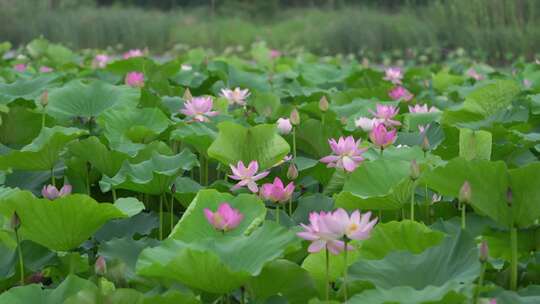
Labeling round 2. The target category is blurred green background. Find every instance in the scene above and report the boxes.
[1,0,539,63]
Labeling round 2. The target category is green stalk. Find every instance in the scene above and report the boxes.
[288,199,293,216]
[473,262,487,304]
[50,167,55,187]
[112,188,117,202]
[461,203,466,230]
[159,195,164,240]
[276,205,280,225]
[14,228,24,286]
[41,111,46,129]
[325,247,330,301]
[170,193,175,231]
[510,226,518,290]
[241,286,245,304]
[343,241,349,301]
[425,184,430,224]
[292,127,297,159]
[410,183,415,221]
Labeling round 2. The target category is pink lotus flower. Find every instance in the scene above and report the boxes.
[383,67,403,85]
[297,211,351,255]
[123,49,144,59]
[14,64,27,72]
[41,184,72,200]
[276,118,292,135]
[39,66,53,73]
[125,72,144,87]
[270,49,281,59]
[204,202,244,232]
[229,160,270,193]
[260,177,295,203]
[524,79,533,89]
[388,86,413,101]
[93,54,110,68]
[466,68,484,81]
[181,96,219,122]
[408,104,439,113]
[355,117,384,132]
[220,87,250,106]
[369,104,401,127]
[320,136,367,172]
[369,123,397,149]
[326,208,378,241]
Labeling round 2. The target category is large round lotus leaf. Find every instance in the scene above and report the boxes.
[335,159,413,211]
[97,107,170,156]
[296,118,342,158]
[136,222,296,294]
[169,189,266,241]
[459,128,492,161]
[0,191,125,251]
[46,80,140,121]
[0,274,97,304]
[0,105,43,146]
[170,122,217,156]
[489,286,540,304]
[0,126,87,171]
[207,121,290,170]
[0,75,58,105]
[358,220,445,260]
[348,231,479,301]
[463,80,521,117]
[99,150,198,195]
[68,136,128,177]
[247,259,318,304]
[347,285,466,304]
[508,162,540,228]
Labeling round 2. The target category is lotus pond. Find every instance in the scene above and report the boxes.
[1,39,540,303]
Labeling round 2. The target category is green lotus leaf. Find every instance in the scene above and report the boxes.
[68,136,128,177]
[432,71,464,92]
[348,231,479,301]
[0,274,97,303]
[100,150,198,195]
[169,189,266,241]
[359,220,445,260]
[99,237,159,280]
[508,162,540,228]
[0,126,87,171]
[0,75,58,105]
[296,118,342,158]
[98,107,170,156]
[46,80,139,121]
[463,80,521,117]
[143,290,201,304]
[114,197,145,217]
[136,222,296,294]
[170,122,217,156]
[335,159,413,211]
[0,105,43,146]
[489,285,540,304]
[459,128,492,160]
[207,121,290,170]
[248,259,318,304]
[0,191,125,251]
[250,92,281,118]
[347,285,466,304]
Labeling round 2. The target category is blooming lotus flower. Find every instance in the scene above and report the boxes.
[229,160,270,193]
[270,49,281,59]
[276,118,292,135]
[13,64,27,72]
[355,117,384,132]
[297,211,351,255]
[388,86,413,101]
[466,68,484,81]
[320,136,367,172]
[383,67,403,85]
[123,49,144,59]
[369,123,397,149]
[260,177,295,203]
[93,54,110,68]
[369,104,401,126]
[41,184,72,200]
[408,104,438,113]
[220,87,250,106]
[39,66,53,73]
[326,208,378,241]
[181,97,219,122]
[204,202,244,232]
[125,72,144,87]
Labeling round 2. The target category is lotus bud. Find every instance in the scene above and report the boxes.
[340,116,348,125]
[319,96,329,112]
[40,90,48,107]
[95,256,107,276]
[458,181,471,204]
[183,88,193,101]
[421,136,430,152]
[287,163,298,180]
[10,212,20,230]
[290,108,300,126]
[171,183,176,194]
[410,160,420,181]
[479,240,489,263]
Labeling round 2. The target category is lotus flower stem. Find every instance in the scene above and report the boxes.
[343,240,349,301]
[276,205,280,225]
[170,193,175,232]
[292,127,297,160]
[288,198,292,216]
[112,188,117,202]
[510,226,518,290]
[41,112,46,129]
[461,203,466,230]
[159,195,164,240]
[425,185,430,224]
[14,227,24,286]
[410,184,415,221]
[473,261,487,303]
[50,168,56,187]
[325,247,330,300]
